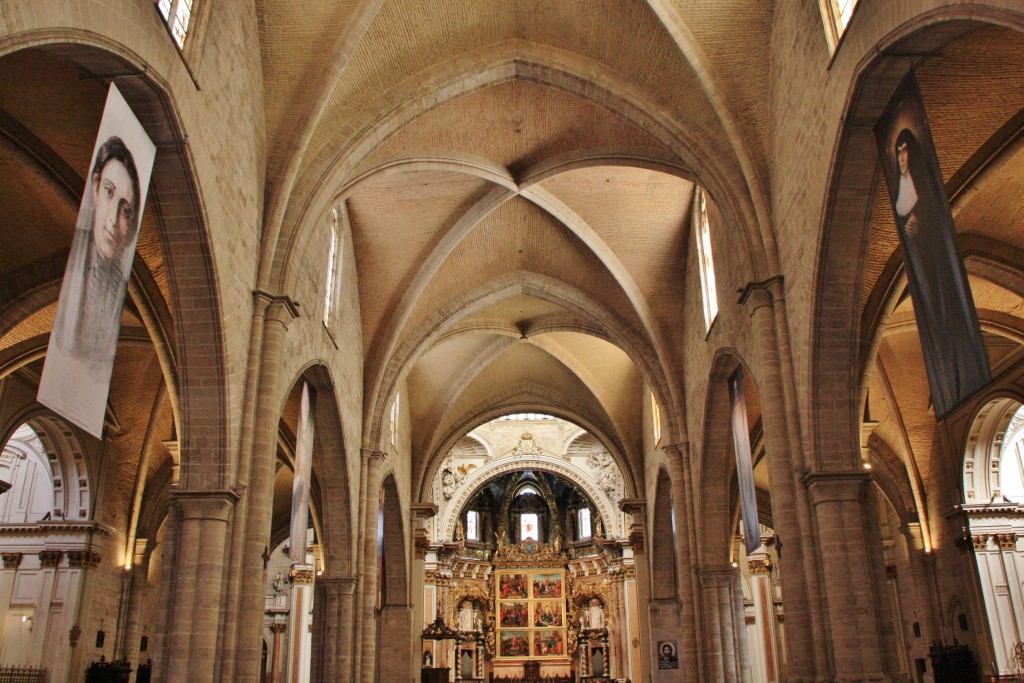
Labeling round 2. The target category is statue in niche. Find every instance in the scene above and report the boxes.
[272,570,285,594]
[455,520,465,542]
[473,604,483,632]
[459,600,475,632]
[588,598,605,629]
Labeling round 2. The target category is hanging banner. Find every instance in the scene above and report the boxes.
[37,84,156,438]
[874,71,991,420]
[729,367,760,555]
[289,381,317,561]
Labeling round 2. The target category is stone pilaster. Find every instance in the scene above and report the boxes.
[311,576,357,682]
[356,450,387,682]
[740,277,828,682]
[804,472,891,682]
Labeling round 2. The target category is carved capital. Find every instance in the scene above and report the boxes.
[737,275,784,311]
[270,622,287,634]
[997,533,1018,551]
[289,568,314,585]
[67,550,102,569]
[1,552,22,569]
[747,558,771,575]
[253,290,300,328]
[973,534,990,552]
[39,550,62,568]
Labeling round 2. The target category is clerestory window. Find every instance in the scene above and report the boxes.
[651,392,662,445]
[694,187,719,332]
[577,507,592,540]
[819,0,860,53]
[323,207,343,328]
[157,0,194,49]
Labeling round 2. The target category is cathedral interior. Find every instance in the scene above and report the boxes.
[2,1,1024,682]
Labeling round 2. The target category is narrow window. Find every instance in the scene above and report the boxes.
[819,0,860,52]
[577,508,592,540]
[158,0,194,49]
[651,393,662,445]
[323,208,341,327]
[466,510,480,541]
[389,393,400,447]
[520,513,539,541]
[694,187,719,331]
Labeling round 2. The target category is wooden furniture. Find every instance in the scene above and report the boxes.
[422,667,450,683]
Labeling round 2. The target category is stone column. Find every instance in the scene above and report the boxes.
[233,295,299,683]
[740,278,828,682]
[804,472,891,682]
[270,622,287,683]
[120,540,152,670]
[698,567,747,683]
[287,565,314,683]
[663,443,701,677]
[411,503,437,682]
[619,498,649,681]
[311,576,357,681]
[747,556,782,683]
[161,489,237,683]
[356,450,386,682]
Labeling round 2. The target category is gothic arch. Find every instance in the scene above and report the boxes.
[0,35,229,488]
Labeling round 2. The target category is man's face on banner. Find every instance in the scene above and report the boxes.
[91,159,136,262]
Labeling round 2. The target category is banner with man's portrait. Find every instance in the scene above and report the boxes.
[729,367,760,555]
[874,71,990,420]
[38,84,156,438]
[289,381,316,561]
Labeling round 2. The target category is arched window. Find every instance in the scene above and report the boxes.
[818,0,860,53]
[577,507,592,540]
[0,424,53,523]
[694,187,719,332]
[323,207,343,328]
[157,0,195,48]
[651,392,662,445]
[466,510,480,541]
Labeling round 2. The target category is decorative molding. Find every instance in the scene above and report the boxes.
[66,550,102,569]
[39,550,62,568]
[747,558,771,575]
[0,522,115,536]
[1,552,22,569]
[289,568,314,585]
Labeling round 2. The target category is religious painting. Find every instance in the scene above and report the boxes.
[532,601,562,628]
[499,631,530,658]
[500,602,529,628]
[874,70,990,420]
[658,640,679,669]
[533,630,564,657]
[531,573,562,598]
[499,573,527,599]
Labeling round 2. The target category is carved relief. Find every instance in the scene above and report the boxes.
[585,449,622,504]
[66,550,101,569]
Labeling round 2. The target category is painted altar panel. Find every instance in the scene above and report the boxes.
[494,569,567,660]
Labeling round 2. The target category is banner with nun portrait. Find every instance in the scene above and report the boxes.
[874,71,990,420]
[729,367,760,555]
[38,84,156,439]
[289,381,316,561]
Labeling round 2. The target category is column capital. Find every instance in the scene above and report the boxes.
[619,498,646,552]
[411,502,439,520]
[361,448,387,463]
[253,290,300,327]
[1,552,22,569]
[661,441,689,458]
[170,488,239,521]
[697,565,739,587]
[67,550,102,569]
[802,471,871,505]
[317,576,358,595]
[737,275,785,310]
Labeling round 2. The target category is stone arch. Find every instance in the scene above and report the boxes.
[418,392,639,510]
[698,349,760,564]
[810,7,1024,473]
[267,42,767,294]
[963,394,1024,505]
[277,362,356,576]
[437,453,626,543]
[366,271,677,454]
[651,468,678,600]
[0,36,229,488]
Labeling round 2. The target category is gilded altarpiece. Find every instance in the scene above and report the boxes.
[494,568,568,660]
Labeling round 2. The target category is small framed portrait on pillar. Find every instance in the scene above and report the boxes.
[658,640,678,669]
